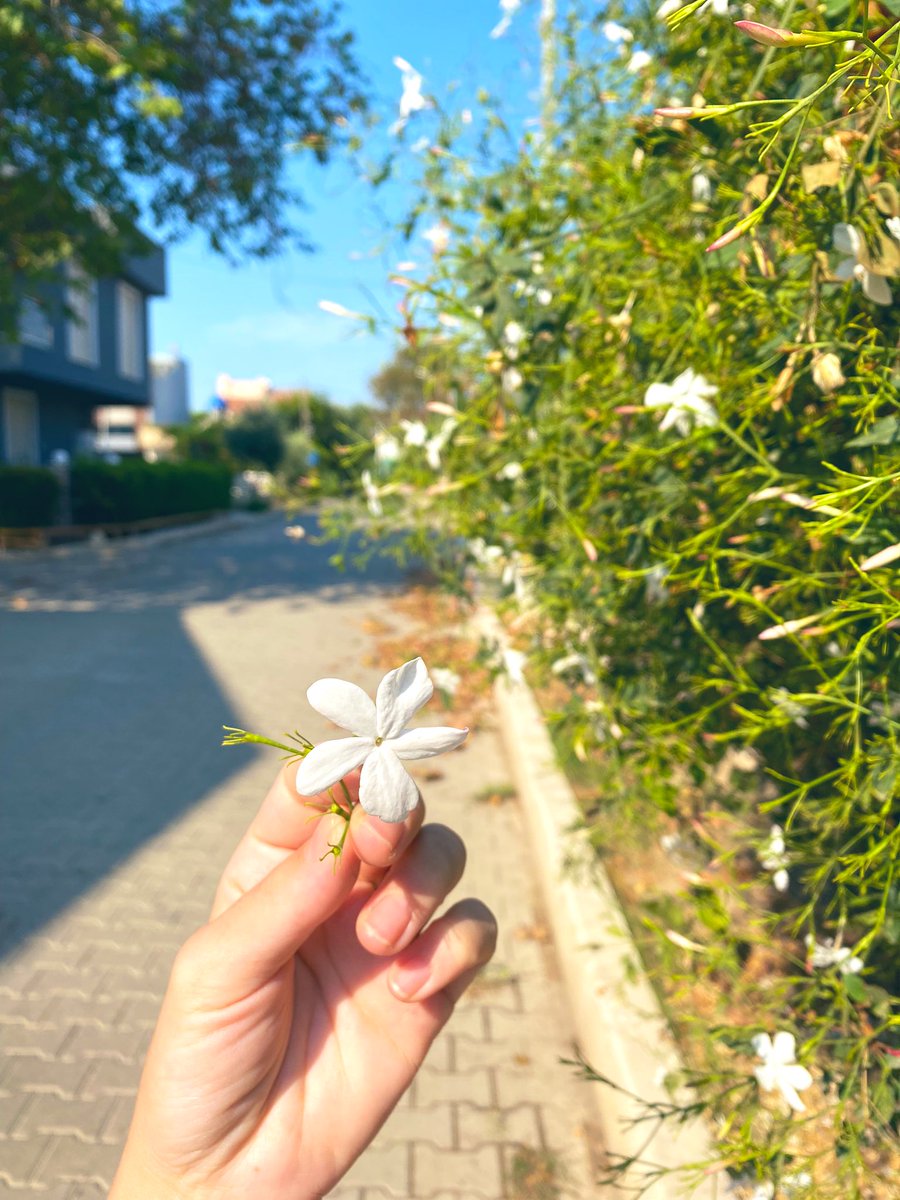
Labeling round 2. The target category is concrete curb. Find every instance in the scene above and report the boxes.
[479,611,720,1200]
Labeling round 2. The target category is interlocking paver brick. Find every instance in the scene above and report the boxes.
[456,1101,542,1150]
[12,1093,116,1143]
[413,1065,494,1108]
[1,1057,91,1099]
[39,1134,124,1186]
[376,1100,454,1149]
[0,1131,53,1185]
[77,1060,140,1100]
[413,1143,503,1198]
[335,1142,410,1193]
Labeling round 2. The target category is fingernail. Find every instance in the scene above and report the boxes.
[362,893,410,949]
[389,959,432,1001]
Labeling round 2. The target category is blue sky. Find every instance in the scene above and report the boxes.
[150,1,543,412]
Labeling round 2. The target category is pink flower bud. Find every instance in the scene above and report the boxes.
[734,20,792,46]
[706,223,745,253]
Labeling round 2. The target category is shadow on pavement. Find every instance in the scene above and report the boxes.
[0,512,406,959]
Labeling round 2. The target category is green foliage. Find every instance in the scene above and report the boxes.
[0,465,60,526]
[71,459,231,524]
[223,408,284,472]
[170,415,235,467]
[0,0,366,331]
[336,3,900,1194]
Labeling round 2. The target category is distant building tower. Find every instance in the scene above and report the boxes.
[150,351,190,425]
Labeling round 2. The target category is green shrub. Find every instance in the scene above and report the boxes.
[0,466,60,527]
[71,460,231,524]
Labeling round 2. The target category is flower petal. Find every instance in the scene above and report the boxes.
[358,745,420,823]
[295,737,373,797]
[389,725,469,760]
[833,222,859,258]
[376,657,434,738]
[643,382,673,409]
[862,269,893,307]
[771,1031,797,1064]
[307,678,377,737]
[751,1033,773,1060]
[833,256,856,282]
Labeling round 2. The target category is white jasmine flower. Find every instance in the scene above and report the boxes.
[770,688,809,729]
[535,288,553,305]
[319,299,368,321]
[502,367,523,393]
[469,538,505,567]
[627,48,653,73]
[811,352,845,394]
[760,824,789,892]
[295,658,468,823]
[833,223,893,306]
[502,647,527,685]
[888,216,900,243]
[391,56,428,132]
[284,525,306,540]
[806,935,863,975]
[361,469,383,517]
[490,0,520,39]
[751,1031,813,1112]
[503,320,526,351]
[644,369,719,435]
[422,223,450,254]
[691,172,713,203]
[373,433,400,464]
[552,653,598,687]
[497,461,524,481]
[400,419,428,447]
[431,666,461,696]
[859,542,900,572]
[424,418,457,471]
[645,563,669,605]
[602,20,633,42]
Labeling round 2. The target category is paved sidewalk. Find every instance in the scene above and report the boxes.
[0,515,601,1197]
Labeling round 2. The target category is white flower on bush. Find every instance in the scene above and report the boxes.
[552,653,598,687]
[602,20,633,42]
[502,367,523,393]
[361,469,383,517]
[859,541,900,572]
[431,666,461,696]
[373,433,400,464]
[391,57,428,132]
[760,824,789,892]
[400,419,428,447]
[295,658,467,823]
[811,352,845,394]
[691,172,713,203]
[469,537,504,567]
[644,369,719,435]
[422,223,450,254]
[497,461,524,481]
[424,418,457,471]
[888,216,900,243]
[503,320,526,357]
[833,223,893,306]
[751,1031,813,1113]
[490,0,520,39]
[535,287,552,305]
[626,48,652,73]
[806,935,863,975]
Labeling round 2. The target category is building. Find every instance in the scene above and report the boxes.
[213,373,272,416]
[0,246,166,466]
[150,351,190,426]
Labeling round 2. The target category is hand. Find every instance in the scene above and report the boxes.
[110,764,497,1200]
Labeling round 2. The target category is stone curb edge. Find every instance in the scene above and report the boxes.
[477,610,719,1200]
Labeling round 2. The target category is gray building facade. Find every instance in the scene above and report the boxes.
[0,247,166,465]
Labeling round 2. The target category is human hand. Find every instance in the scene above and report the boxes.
[110,764,497,1200]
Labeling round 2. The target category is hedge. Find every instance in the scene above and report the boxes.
[0,466,60,527]
[70,460,231,525]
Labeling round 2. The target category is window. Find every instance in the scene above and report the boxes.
[116,281,144,380]
[19,296,53,349]
[2,388,40,465]
[66,263,99,366]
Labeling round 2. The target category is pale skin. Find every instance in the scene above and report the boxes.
[110,764,497,1200]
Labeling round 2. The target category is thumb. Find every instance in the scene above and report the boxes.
[175,812,360,1003]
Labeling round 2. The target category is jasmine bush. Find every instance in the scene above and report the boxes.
[331,3,899,1195]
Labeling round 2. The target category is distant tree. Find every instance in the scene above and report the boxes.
[0,1,366,330]
[170,413,234,467]
[224,408,284,472]
[369,347,429,419]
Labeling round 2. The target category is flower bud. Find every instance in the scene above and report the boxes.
[734,20,792,46]
[811,352,845,395]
